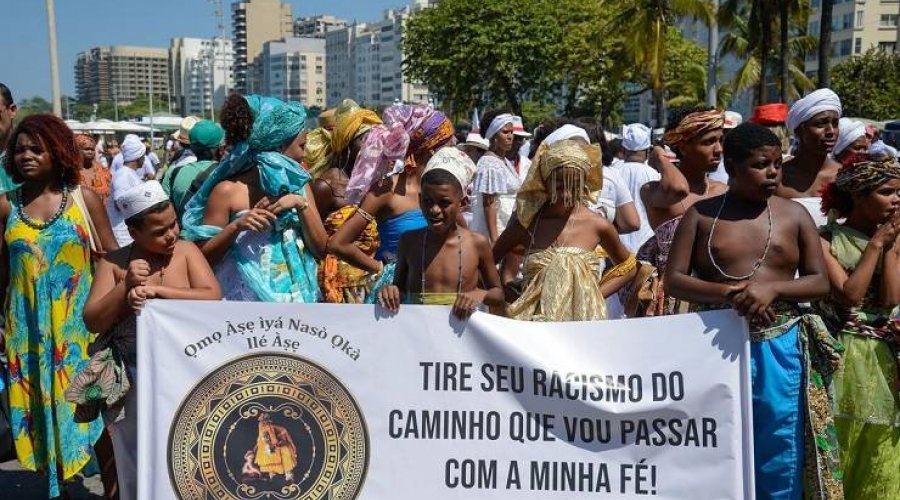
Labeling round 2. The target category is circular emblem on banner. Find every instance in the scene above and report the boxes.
[168,353,369,500]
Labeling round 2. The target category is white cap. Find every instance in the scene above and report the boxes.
[462,132,489,150]
[724,111,743,129]
[115,180,170,220]
[423,146,477,190]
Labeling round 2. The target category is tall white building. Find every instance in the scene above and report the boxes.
[170,38,235,118]
[325,2,434,108]
[256,37,327,108]
[294,15,347,37]
[806,0,900,74]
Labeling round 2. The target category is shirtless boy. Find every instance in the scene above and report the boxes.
[664,123,840,499]
[379,147,503,319]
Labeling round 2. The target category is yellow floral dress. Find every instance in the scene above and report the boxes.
[2,197,103,497]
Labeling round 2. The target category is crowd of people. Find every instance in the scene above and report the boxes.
[0,79,898,499]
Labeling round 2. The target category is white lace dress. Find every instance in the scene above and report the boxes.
[470,154,521,239]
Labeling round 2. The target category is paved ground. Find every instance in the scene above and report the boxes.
[0,459,104,499]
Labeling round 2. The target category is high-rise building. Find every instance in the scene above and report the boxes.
[325,2,434,108]
[231,0,293,93]
[294,15,348,38]
[805,0,900,75]
[170,38,235,118]
[256,37,327,108]
[75,46,170,107]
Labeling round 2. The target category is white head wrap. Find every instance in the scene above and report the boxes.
[484,113,516,140]
[544,124,590,146]
[787,88,842,133]
[869,140,899,160]
[121,134,145,163]
[834,118,866,156]
[422,146,477,190]
[621,123,651,151]
[115,180,170,220]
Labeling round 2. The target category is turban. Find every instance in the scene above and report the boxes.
[544,124,590,146]
[869,140,899,160]
[248,99,307,152]
[787,88,842,133]
[303,127,333,179]
[516,139,602,227]
[332,99,383,154]
[663,110,724,149]
[408,111,453,157]
[422,146,477,191]
[750,103,789,126]
[484,114,516,141]
[621,123,651,151]
[833,118,867,157]
[821,156,900,217]
[74,134,96,150]
[121,134,145,163]
[344,124,410,205]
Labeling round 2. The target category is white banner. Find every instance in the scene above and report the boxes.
[138,301,754,500]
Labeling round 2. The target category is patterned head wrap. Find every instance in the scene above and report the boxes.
[516,139,603,227]
[821,155,900,215]
[787,88,842,133]
[332,99,383,154]
[303,127,333,179]
[663,110,724,150]
[74,133,96,150]
[383,104,453,171]
[344,124,410,205]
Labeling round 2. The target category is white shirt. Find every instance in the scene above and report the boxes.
[108,167,144,246]
[110,152,155,178]
[709,158,729,184]
[612,161,661,252]
[592,168,632,223]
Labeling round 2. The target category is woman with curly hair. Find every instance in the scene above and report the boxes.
[814,154,900,499]
[0,114,117,498]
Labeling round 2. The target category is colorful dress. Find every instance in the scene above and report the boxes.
[3,197,104,498]
[628,216,692,316]
[319,205,380,303]
[692,303,845,500]
[80,165,112,202]
[814,223,900,500]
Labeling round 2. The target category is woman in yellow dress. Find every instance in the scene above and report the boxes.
[254,413,299,482]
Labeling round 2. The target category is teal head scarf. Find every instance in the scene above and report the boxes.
[181,95,318,303]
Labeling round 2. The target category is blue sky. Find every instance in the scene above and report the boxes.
[0,0,399,102]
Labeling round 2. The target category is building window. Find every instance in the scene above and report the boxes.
[855,37,862,53]
[880,14,898,27]
[856,11,864,27]
[879,41,897,53]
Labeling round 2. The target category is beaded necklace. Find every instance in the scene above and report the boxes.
[16,185,69,231]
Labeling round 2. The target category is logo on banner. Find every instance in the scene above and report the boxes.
[168,353,369,500]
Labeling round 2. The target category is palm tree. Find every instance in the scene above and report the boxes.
[720,0,815,104]
[607,0,713,126]
[818,0,834,86]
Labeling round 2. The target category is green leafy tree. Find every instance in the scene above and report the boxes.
[605,0,713,126]
[831,49,900,120]
[403,0,567,115]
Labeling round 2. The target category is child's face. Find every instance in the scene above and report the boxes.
[129,204,180,255]
[729,145,782,201]
[681,129,723,173]
[854,178,900,224]
[420,182,465,234]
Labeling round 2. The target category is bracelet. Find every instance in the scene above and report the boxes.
[356,207,376,223]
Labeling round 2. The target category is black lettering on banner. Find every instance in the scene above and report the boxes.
[445,459,497,489]
[480,364,525,393]
[419,362,473,391]
[652,372,685,401]
[620,459,658,495]
[529,461,611,492]
[505,461,521,489]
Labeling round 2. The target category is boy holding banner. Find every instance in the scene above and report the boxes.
[663,123,843,499]
[378,147,504,319]
[82,181,222,500]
